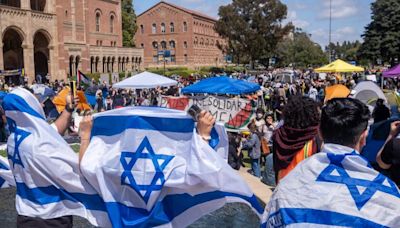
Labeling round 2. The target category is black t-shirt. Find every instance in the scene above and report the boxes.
[381,138,400,186]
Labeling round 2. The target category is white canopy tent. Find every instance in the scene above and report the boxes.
[113,71,178,89]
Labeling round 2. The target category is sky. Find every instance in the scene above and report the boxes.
[134,0,374,48]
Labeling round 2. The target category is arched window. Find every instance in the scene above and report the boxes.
[194,37,198,45]
[95,12,101,32]
[170,22,174,33]
[110,15,114,33]
[169,40,175,48]
[160,41,167,49]
[140,25,144,34]
[184,41,187,49]
[183,22,188,32]
[152,41,158,49]
[141,43,144,48]
[200,38,204,45]
[161,23,166,33]
[152,23,156,34]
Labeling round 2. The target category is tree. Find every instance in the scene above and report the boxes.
[215,0,292,68]
[358,0,400,65]
[325,41,361,62]
[121,0,138,47]
[275,28,328,68]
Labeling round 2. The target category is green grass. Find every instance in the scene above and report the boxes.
[0,145,80,158]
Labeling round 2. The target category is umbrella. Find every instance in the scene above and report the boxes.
[315,59,364,73]
[52,88,91,113]
[324,84,350,102]
[113,71,178,89]
[31,84,55,101]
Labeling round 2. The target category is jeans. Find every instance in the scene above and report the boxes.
[252,158,261,177]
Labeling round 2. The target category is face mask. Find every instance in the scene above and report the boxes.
[257,113,263,119]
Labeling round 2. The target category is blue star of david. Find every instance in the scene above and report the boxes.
[6,118,30,168]
[317,153,400,210]
[120,136,174,204]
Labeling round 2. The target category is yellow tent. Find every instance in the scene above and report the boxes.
[315,59,364,73]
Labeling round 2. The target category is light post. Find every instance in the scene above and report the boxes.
[329,0,332,63]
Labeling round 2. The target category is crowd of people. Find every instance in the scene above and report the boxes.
[0,67,400,227]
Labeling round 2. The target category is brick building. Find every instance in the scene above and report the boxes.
[135,1,225,69]
[0,0,143,83]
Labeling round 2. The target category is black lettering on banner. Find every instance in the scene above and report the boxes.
[210,110,218,119]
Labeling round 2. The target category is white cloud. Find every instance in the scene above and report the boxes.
[318,0,359,19]
[287,11,310,29]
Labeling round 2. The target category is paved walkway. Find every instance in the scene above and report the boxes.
[238,167,274,207]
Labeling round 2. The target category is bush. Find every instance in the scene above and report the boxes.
[85,73,101,83]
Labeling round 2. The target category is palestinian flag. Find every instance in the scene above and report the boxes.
[77,70,91,85]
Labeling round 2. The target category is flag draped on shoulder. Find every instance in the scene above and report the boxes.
[2,88,110,227]
[262,144,400,227]
[0,156,15,188]
[80,106,264,228]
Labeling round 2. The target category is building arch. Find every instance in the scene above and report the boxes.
[109,12,115,33]
[33,30,50,80]
[2,26,25,72]
[95,11,101,32]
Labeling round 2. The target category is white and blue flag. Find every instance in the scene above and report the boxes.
[81,106,264,227]
[0,156,15,188]
[3,88,110,227]
[263,143,400,227]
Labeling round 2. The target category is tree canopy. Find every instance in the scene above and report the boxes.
[358,0,400,65]
[275,28,328,68]
[215,0,292,67]
[326,41,361,62]
[121,0,138,47]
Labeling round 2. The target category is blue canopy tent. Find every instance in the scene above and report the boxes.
[181,76,260,95]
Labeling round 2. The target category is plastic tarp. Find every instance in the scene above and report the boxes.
[52,88,91,113]
[315,59,364,73]
[181,76,261,95]
[383,64,400,78]
[113,71,177,89]
[353,81,387,106]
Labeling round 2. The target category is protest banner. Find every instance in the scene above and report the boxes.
[158,95,257,131]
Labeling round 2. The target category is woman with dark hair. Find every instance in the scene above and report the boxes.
[272,96,321,183]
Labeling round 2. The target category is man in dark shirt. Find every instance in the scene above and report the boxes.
[377,121,400,186]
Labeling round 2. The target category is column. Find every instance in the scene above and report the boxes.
[22,45,35,83]
[49,46,56,82]
[0,43,3,71]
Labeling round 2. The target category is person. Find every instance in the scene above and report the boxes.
[8,89,82,228]
[105,95,113,110]
[242,122,261,178]
[264,98,400,227]
[272,96,321,183]
[95,89,104,112]
[253,108,266,134]
[228,133,241,170]
[372,98,390,123]
[376,121,400,186]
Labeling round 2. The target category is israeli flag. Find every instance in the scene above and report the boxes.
[81,106,264,227]
[0,156,15,188]
[3,88,110,227]
[263,144,400,227]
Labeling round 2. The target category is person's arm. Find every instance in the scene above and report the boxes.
[78,115,93,163]
[377,121,400,169]
[242,134,256,149]
[53,95,77,135]
[196,110,215,142]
